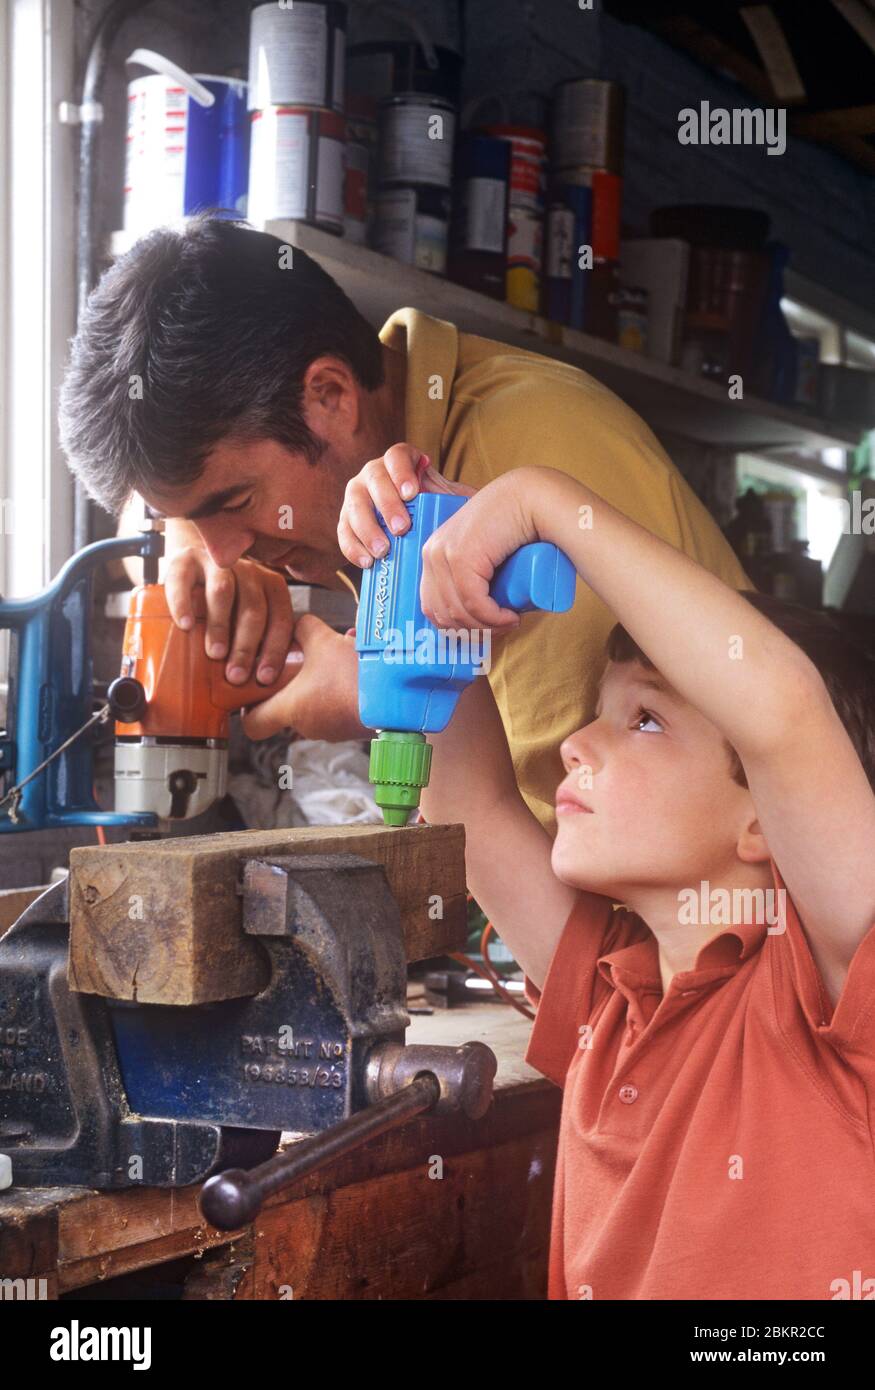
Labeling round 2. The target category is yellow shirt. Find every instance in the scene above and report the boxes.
[379,307,750,832]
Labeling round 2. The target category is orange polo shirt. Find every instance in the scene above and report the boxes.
[524,859,875,1300]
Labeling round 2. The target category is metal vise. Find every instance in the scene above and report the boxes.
[0,850,496,1224]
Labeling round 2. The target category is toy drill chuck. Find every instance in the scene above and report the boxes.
[369,730,432,827]
[356,493,577,826]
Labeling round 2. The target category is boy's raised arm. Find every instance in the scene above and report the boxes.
[421,669,579,991]
[420,467,875,989]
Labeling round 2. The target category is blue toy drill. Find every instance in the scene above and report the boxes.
[356,492,577,825]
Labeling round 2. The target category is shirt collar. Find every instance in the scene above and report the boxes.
[378,307,459,469]
[597,859,784,990]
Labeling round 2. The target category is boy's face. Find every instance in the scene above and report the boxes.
[552,659,759,899]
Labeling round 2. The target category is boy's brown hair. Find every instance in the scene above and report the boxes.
[606,591,875,794]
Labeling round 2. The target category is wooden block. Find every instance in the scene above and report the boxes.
[0,886,48,938]
[68,823,467,1005]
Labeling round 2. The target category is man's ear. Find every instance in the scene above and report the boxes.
[301,356,358,426]
[737,815,770,865]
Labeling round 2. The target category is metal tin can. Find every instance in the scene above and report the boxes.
[543,181,592,328]
[124,72,249,235]
[247,106,346,231]
[447,133,510,298]
[374,185,449,274]
[247,1,347,113]
[615,285,648,353]
[378,93,457,189]
[557,167,622,261]
[550,78,625,174]
[506,207,543,311]
[481,124,546,213]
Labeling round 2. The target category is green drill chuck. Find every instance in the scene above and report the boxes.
[369,730,433,827]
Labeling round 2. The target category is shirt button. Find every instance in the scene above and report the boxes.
[618,1084,639,1104]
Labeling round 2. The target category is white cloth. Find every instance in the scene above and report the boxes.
[228,738,381,829]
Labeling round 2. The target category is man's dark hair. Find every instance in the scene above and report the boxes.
[59,217,386,514]
[606,591,875,794]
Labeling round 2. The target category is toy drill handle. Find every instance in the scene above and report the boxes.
[490,542,577,614]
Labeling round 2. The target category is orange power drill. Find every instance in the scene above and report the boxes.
[109,584,298,822]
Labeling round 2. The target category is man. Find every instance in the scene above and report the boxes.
[60,217,748,831]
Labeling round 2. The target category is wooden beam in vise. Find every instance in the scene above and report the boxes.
[68,823,468,1005]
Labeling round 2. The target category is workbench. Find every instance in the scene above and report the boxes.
[0,1004,559,1301]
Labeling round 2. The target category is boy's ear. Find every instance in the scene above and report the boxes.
[736,817,771,865]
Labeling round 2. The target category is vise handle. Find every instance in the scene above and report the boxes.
[199,1040,496,1231]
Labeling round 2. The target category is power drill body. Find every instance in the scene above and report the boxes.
[112,584,296,821]
[356,493,576,824]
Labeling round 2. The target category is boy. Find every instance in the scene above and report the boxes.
[339,459,875,1301]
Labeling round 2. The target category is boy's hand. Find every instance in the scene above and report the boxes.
[419,472,537,632]
[337,443,476,567]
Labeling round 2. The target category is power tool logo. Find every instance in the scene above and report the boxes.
[372,554,392,643]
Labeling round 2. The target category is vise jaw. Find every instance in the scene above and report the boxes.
[0,853,445,1190]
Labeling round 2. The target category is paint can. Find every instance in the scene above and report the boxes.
[378,93,457,190]
[505,207,543,312]
[373,185,450,274]
[447,133,510,299]
[556,167,622,260]
[543,181,592,328]
[480,125,547,310]
[247,106,346,231]
[615,285,648,352]
[247,1,346,112]
[481,124,546,212]
[123,51,249,236]
[550,78,625,174]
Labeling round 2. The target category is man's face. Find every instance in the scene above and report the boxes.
[141,436,350,587]
[140,350,404,587]
[551,659,758,900]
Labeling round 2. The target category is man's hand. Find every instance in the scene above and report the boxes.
[240,614,367,742]
[164,545,295,686]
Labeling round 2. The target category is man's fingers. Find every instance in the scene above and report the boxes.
[239,671,300,741]
[290,612,331,651]
[203,565,238,660]
[222,570,268,682]
[255,577,295,684]
[163,548,205,631]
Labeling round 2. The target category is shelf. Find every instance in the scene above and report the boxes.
[265,221,860,459]
[111,222,862,459]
